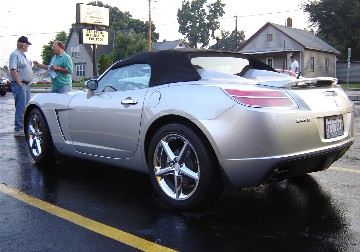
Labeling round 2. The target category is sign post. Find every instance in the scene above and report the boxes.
[76,3,109,76]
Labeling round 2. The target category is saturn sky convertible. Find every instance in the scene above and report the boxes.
[24,49,355,209]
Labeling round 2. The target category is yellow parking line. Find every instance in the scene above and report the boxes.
[0,183,175,252]
[329,166,360,174]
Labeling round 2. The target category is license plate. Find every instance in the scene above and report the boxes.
[325,115,344,139]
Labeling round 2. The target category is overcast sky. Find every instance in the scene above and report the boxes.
[0,0,310,67]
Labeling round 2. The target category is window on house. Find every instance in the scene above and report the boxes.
[76,64,85,77]
[310,57,315,72]
[71,46,80,58]
[267,34,273,42]
[325,58,329,72]
[266,57,274,68]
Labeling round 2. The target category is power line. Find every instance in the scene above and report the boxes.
[0,32,63,38]
[154,9,303,27]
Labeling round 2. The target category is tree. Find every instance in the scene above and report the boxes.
[98,54,113,74]
[177,0,225,48]
[302,0,360,60]
[111,32,147,61]
[209,30,245,51]
[41,31,67,64]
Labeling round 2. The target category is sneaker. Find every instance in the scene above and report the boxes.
[14,130,25,137]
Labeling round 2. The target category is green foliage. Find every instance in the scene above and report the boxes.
[98,54,113,74]
[209,30,245,51]
[177,0,225,48]
[111,33,147,61]
[302,0,360,60]
[41,31,67,64]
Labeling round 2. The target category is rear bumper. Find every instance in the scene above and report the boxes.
[263,140,353,182]
[220,139,354,188]
[0,84,7,92]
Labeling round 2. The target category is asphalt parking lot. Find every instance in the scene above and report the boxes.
[0,94,359,251]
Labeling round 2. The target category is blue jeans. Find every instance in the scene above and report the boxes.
[11,82,31,131]
[51,84,71,93]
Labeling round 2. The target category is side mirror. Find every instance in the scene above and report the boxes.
[86,79,98,90]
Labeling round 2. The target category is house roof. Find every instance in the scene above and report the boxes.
[237,22,339,54]
[152,39,189,51]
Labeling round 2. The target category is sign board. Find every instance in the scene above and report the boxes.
[76,3,109,26]
[79,29,109,45]
[347,48,351,62]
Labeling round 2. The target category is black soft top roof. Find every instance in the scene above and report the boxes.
[111,49,275,87]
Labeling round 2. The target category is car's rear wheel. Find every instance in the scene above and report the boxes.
[25,108,55,164]
[0,91,5,96]
[148,123,223,210]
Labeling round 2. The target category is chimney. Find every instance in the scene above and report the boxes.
[287,17,292,27]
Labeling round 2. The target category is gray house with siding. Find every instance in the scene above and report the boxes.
[236,22,339,78]
[65,27,114,82]
[336,61,360,83]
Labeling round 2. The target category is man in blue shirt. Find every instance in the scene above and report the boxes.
[33,41,73,93]
[9,36,33,137]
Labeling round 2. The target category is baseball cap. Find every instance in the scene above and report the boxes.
[18,36,32,45]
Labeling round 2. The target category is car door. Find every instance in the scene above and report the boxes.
[67,64,151,159]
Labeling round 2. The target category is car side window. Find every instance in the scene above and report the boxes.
[97,64,151,92]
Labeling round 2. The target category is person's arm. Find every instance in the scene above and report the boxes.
[10,69,22,86]
[52,65,70,74]
[33,61,49,70]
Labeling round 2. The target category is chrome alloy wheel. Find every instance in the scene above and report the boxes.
[153,134,200,201]
[27,113,43,157]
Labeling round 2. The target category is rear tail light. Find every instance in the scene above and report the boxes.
[224,89,296,108]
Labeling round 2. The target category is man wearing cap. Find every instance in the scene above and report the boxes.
[33,41,73,93]
[9,36,33,137]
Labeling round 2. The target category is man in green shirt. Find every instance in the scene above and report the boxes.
[34,41,73,93]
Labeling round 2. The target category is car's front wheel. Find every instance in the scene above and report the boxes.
[25,108,55,164]
[148,123,223,210]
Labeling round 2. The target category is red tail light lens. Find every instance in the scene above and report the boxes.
[224,89,296,108]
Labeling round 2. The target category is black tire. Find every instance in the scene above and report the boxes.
[0,91,5,96]
[148,123,223,210]
[25,108,55,164]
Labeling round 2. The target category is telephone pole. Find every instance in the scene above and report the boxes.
[234,15,238,51]
[148,0,152,51]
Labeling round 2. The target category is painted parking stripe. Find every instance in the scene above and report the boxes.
[329,166,360,174]
[0,183,175,252]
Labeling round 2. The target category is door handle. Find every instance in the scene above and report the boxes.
[121,97,138,105]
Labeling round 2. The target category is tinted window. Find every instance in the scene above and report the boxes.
[97,64,151,92]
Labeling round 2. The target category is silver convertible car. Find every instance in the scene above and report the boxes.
[24,49,355,210]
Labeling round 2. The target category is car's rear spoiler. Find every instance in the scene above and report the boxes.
[282,77,338,89]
